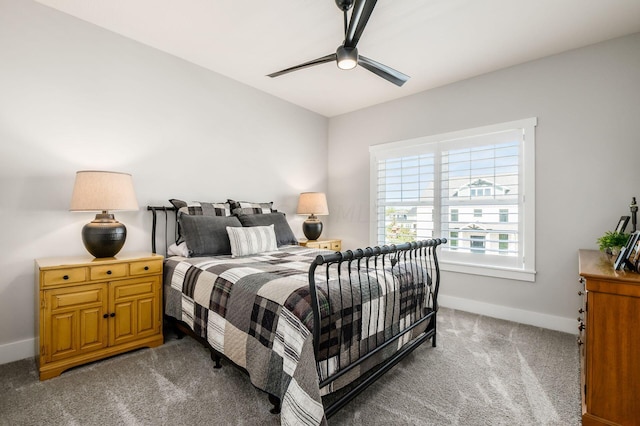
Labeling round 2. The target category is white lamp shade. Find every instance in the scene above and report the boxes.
[297,192,329,216]
[70,171,139,212]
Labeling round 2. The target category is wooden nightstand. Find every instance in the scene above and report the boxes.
[35,252,164,380]
[299,238,341,251]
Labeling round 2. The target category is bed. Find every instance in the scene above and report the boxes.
[148,200,445,425]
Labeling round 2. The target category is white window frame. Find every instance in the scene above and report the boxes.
[369,118,536,282]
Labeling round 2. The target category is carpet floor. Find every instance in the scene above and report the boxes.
[0,308,581,425]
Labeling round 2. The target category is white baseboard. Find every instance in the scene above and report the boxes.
[0,338,36,365]
[438,295,578,334]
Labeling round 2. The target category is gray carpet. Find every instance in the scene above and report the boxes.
[0,308,581,425]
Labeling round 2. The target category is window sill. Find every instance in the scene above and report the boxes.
[440,260,536,282]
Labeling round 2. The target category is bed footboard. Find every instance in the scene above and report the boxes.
[308,238,445,418]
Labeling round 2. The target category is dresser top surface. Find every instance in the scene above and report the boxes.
[579,249,640,283]
[36,252,163,269]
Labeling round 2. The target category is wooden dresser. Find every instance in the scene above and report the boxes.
[578,249,640,425]
[35,252,164,380]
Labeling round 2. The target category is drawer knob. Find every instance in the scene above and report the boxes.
[144,266,149,271]
[106,270,112,275]
[110,313,115,318]
[103,313,109,319]
[63,275,69,280]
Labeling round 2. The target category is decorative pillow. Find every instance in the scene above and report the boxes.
[169,199,231,216]
[170,199,232,244]
[227,199,274,216]
[179,214,242,257]
[226,225,278,257]
[167,242,190,257]
[236,212,298,247]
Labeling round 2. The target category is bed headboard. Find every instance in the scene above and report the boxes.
[147,205,177,255]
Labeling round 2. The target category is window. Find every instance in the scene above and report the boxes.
[370,118,536,281]
[499,233,509,252]
[499,209,509,223]
[450,231,459,249]
[470,235,486,253]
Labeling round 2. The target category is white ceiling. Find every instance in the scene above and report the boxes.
[35,0,640,117]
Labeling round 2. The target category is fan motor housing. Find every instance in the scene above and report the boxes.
[335,0,354,11]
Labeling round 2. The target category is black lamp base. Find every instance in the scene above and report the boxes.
[82,213,127,258]
[302,216,323,241]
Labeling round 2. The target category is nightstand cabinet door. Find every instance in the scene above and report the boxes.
[43,283,108,363]
[110,276,161,346]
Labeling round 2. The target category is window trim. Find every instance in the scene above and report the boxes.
[370,117,537,282]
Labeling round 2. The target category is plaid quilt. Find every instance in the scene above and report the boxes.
[163,245,433,425]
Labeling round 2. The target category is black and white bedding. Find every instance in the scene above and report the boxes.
[164,245,433,425]
[155,199,439,425]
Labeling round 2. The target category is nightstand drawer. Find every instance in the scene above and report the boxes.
[42,267,87,287]
[49,284,105,309]
[331,241,341,251]
[129,260,163,276]
[90,264,127,281]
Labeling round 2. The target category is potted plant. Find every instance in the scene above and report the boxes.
[597,231,630,255]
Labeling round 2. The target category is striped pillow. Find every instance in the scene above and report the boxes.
[226,225,278,257]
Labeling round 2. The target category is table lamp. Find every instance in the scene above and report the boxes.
[297,192,329,240]
[70,171,139,258]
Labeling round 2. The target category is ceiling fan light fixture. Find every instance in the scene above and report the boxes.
[336,46,358,70]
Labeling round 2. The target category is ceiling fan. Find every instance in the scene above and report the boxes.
[267,0,409,87]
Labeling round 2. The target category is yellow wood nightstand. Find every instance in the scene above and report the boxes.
[299,238,341,251]
[35,252,164,380]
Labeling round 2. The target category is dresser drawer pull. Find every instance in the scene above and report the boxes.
[144,266,149,271]
[110,313,115,317]
[106,270,112,275]
[103,313,109,319]
[63,275,69,280]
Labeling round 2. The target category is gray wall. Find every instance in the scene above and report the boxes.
[0,0,327,363]
[2,0,639,364]
[327,32,640,332]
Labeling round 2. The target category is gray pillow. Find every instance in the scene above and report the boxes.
[236,212,298,247]
[179,214,242,256]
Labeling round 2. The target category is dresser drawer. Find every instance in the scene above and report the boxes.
[90,263,127,281]
[42,267,87,287]
[129,260,163,276]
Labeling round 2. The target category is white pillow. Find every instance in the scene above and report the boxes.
[167,242,190,257]
[227,224,278,257]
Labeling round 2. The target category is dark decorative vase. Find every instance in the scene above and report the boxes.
[82,213,126,258]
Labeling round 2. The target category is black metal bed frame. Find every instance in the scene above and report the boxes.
[147,206,445,420]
